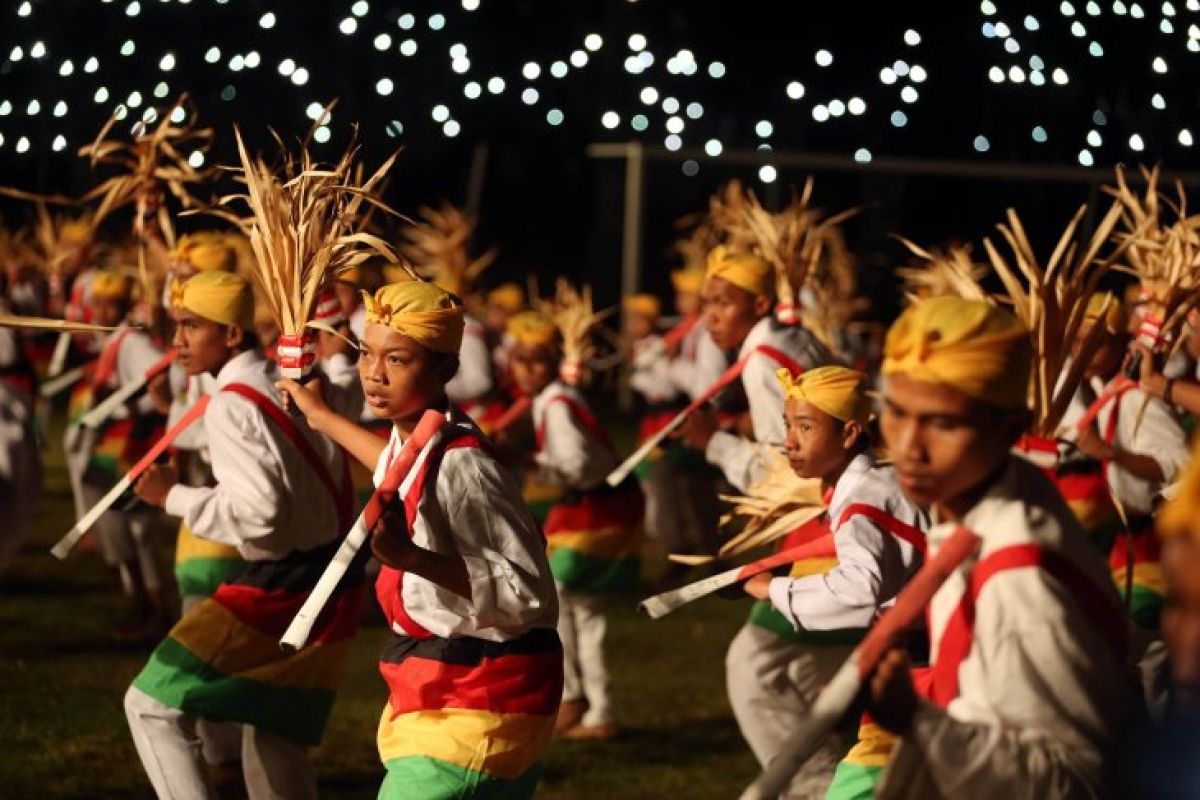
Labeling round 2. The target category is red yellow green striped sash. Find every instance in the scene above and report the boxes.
[173,521,242,599]
[544,481,644,594]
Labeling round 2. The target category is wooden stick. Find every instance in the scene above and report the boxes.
[279,408,446,651]
[80,349,177,430]
[740,526,981,800]
[39,364,88,398]
[640,534,835,619]
[51,394,212,559]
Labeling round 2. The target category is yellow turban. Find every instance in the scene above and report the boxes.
[60,219,92,246]
[172,232,238,273]
[777,365,873,426]
[90,270,133,302]
[1158,436,1200,544]
[671,265,706,294]
[705,245,774,298]
[624,293,662,320]
[1084,292,1127,335]
[363,280,464,354]
[487,282,525,314]
[507,311,558,348]
[175,271,254,330]
[882,296,1031,410]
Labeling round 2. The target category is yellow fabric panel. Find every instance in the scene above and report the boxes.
[1112,563,1167,596]
[174,522,240,565]
[842,722,897,768]
[546,525,642,560]
[170,598,350,691]
[788,558,840,579]
[377,703,555,781]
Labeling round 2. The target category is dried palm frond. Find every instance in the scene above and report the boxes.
[1106,164,1200,350]
[400,202,496,299]
[29,203,101,278]
[670,223,714,273]
[536,279,615,384]
[982,201,1133,436]
[712,447,826,560]
[735,178,859,320]
[801,229,871,359]
[202,122,401,352]
[894,239,990,303]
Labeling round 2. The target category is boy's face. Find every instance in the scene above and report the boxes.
[880,373,1019,511]
[702,276,771,352]
[676,289,701,317]
[485,304,512,334]
[358,323,455,421]
[1163,539,1200,694]
[783,397,854,482]
[172,309,239,377]
[91,295,127,328]
[1076,322,1126,381]
[626,311,655,341]
[509,341,557,397]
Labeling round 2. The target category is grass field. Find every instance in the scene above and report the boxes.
[0,420,760,799]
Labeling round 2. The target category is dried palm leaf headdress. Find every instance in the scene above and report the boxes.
[894,240,990,304]
[400,202,496,302]
[534,278,615,386]
[204,120,400,377]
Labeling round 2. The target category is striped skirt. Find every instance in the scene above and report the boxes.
[1110,518,1164,631]
[173,521,242,600]
[377,628,563,799]
[133,541,364,745]
[544,480,644,594]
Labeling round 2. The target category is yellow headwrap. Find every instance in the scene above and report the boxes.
[507,311,558,348]
[1084,292,1127,335]
[174,271,254,330]
[60,219,92,246]
[882,296,1031,410]
[624,293,662,320]
[671,265,706,294]
[705,245,774,298]
[1158,436,1200,544]
[362,280,464,354]
[90,270,133,302]
[777,365,872,426]
[171,232,238,273]
[487,282,525,314]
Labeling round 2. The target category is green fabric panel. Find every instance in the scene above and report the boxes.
[1119,583,1163,632]
[378,756,542,800]
[746,600,866,646]
[548,547,639,594]
[132,635,335,745]
[174,556,243,599]
[825,761,882,800]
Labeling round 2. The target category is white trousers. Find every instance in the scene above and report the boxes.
[80,483,162,591]
[725,622,851,800]
[124,686,316,800]
[557,586,612,727]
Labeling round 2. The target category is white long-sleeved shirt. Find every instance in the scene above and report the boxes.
[1058,374,1189,516]
[166,371,216,455]
[446,314,494,409]
[372,410,558,641]
[97,325,164,417]
[877,457,1134,800]
[629,334,680,405]
[531,380,616,491]
[668,316,729,401]
[705,316,832,491]
[768,453,928,631]
[164,349,347,560]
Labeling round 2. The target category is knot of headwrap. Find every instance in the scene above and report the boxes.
[777,365,873,426]
[882,296,1031,410]
[174,271,254,330]
[506,311,558,348]
[705,245,775,298]
[362,280,464,354]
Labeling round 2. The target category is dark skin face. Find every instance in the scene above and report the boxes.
[358,323,457,424]
[626,311,656,341]
[783,398,863,488]
[90,295,129,328]
[675,289,701,317]
[701,276,773,352]
[1162,539,1200,707]
[509,340,558,397]
[880,373,1025,520]
[485,304,514,335]
[1076,321,1128,382]
[171,309,246,376]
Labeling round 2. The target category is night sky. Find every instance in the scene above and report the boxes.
[2,0,1198,318]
